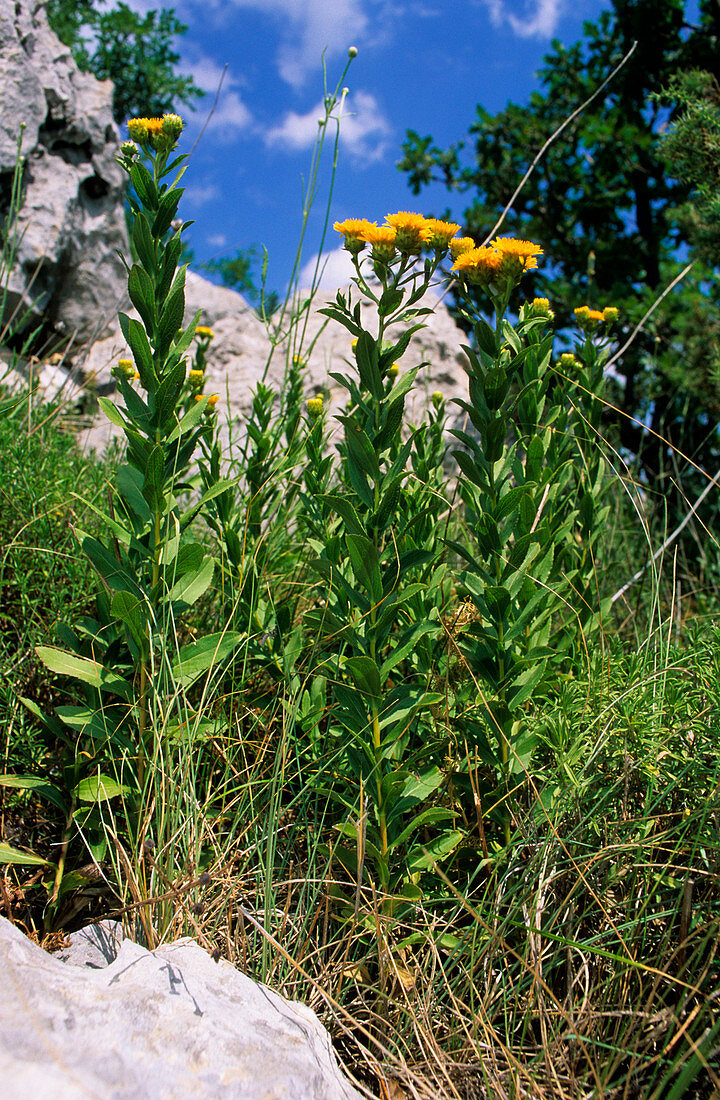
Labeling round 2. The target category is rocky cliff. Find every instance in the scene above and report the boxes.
[1,0,470,452]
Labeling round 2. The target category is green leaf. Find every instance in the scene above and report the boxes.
[343,421,381,482]
[322,494,364,536]
[171,631,242,688]
[0,774,68,813]
[344,655,381,699]
[407,830,465,872]
[345,533,382,603]
[168,555,214,606]
[111,590,147,650]
[83,537,145,597]
[97,396,128,429]
[36,647,133,700]
[130,161,157,208]
[156,268,186,360]
[154,357,186,430]
[74,775,128,803]
[380,620,438,679]
[142,444,165,510]
[117,464,152,525]
[354,330,383,399]
[119,314,155,389]
[132,212,156,271]
[128,264,156,331]
[0,841,55,867]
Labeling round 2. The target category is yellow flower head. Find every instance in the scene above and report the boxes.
[306,395,324,418]
[451,246,504,285]
[384,212,432,253]
[603,306,619,325]
[334,218,375,254]
[127,117,166,150]
[530,297,554,321]
[194,392,220,413]
[195,325,214,340]
[161,113,184,139]
[115,357,135,381]
[449,236,476,260]
[363,224,397,261]
[574,306,605,332]
[188,369,204,387]
[559,352,581,371]
[387,362,399,378]
[292,354,307,368]
[492,237,543,274]
[422,218,461,253]
[431,390,445,409]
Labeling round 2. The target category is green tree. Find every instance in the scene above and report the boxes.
[46,0,202,124]
[399,0,720,503]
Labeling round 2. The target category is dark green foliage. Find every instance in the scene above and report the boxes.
[46,0,202,124]
[398,0,720,512]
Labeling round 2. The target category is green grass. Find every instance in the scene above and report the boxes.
[1,378,718,1098]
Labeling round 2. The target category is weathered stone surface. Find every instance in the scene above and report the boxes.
[77,270,469,453]
[0,0,129,342]
[0,915,363,1099]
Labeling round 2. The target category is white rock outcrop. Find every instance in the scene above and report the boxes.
[78,270,469,453]
[0,0,129,343]
[0,916,364,1099]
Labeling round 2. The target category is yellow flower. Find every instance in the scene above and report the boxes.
[292,354,307,368]
[449,236,476,260]
[363,224,397,261]
[387,363,399,377]
[161,113,183,139]
[603,306,619,324]
[530,297,554,321]
[127,117,167,150]
[334,218,375,253]
[492,237,543,273]
[194,393,219,412]
[306,395,324,418]
[384,212,432,253]
[195,325,214,340]
[559,352,581,371]
[188,369,204,387]
[574,306,605,332]
[114,357,135,381]
[452,246,504,284]
[431,390,444,409]
[422,218,461,252]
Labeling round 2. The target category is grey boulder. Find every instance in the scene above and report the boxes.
[0,916,364,1099]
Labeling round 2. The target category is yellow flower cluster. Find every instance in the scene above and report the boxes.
[452,238,543,287]
[194,392,219,413]
[306,395,324,418]
[195,325,214,340]
[559,353,581,371]
[127,114,184,151]
[574,305,619,333]
[334,212,461,260]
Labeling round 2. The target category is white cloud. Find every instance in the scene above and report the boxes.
[299,247,357,290]
[223,0,369,87]
[483,0,564,37]
[182,54,253,137]
[183,182,220,206]
[207,233,228,248]
[266,90,390,162]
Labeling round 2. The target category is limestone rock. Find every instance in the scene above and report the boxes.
[0,915,364,1099]
[0,0,129,343]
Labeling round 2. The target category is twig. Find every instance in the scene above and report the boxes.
[482,41,639,246]
[190,64,228,156]
[611,466,720,604]
[605,261,695,373]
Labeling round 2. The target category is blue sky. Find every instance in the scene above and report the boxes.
[153,0,616,294]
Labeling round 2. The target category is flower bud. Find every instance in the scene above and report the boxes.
[306,395,324,418]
